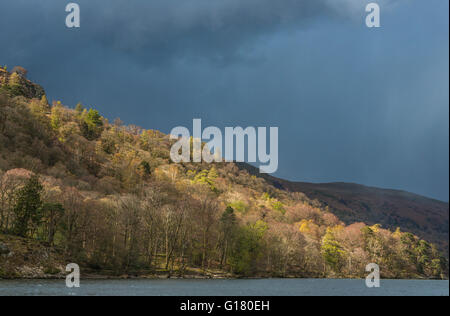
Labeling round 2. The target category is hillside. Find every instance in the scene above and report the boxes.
[237,163,449,256]
[0,66,448,279]
[278,182,449,256]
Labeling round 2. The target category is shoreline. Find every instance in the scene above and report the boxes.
[1,275,447,281]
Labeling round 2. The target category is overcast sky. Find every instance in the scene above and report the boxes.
[0,0,448,201]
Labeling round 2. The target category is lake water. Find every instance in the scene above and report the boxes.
[0,279,448,296]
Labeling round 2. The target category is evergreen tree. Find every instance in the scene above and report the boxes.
[81,108,103,140]
[12,176,43,237]
[321,227,346,274]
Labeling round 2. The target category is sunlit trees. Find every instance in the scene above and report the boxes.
[321,227,346,275]
[50,104,63,131]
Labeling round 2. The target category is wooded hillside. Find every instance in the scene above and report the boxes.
[0,67,447,279]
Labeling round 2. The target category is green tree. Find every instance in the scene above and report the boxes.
[50,105,64,131]
[81,108,103,140]
[321,227,346,274]
[230,220,267,275]
[400,232,418,264]
[12,176,43,237]
[416,240,432,275]
[138,161,152,178]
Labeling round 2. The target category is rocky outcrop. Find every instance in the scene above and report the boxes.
[0,234,66,279]
[0,68,45,99]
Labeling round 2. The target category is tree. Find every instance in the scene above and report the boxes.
[40,95,49,108]
[230,220,267,275]
[50,104,63,130]
[196,191,219,271]
[41,203,65,245]
[0,169,33,232]
[219,206,237,267]
[81,108,103,140]
[75,103,84,113]
[321,227,346,274]
[7,72,24,96]
[12,175,43,237]
[12,66,28,78]
[416,240,432,275]
[138,161,152,178]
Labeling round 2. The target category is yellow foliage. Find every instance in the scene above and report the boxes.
[393,227,402,238]
[297,219,319,236]
[370,224,381,233]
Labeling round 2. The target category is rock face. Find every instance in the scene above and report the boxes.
[0,68,45,99]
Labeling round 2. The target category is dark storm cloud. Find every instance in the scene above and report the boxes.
[85,0,331,65]
[84,0,405,65]
[0,0,447,201]
[1,0,399,66]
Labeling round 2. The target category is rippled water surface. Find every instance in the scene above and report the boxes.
[0,279,448,296]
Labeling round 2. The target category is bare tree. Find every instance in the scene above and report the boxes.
[11,66,27,78]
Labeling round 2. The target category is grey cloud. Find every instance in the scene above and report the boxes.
[1,0,402,66]
[75,0,398,65]
[83,0,331,65]
[1,0,446,201]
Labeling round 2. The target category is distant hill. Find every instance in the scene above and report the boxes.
[237,163,449,256]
